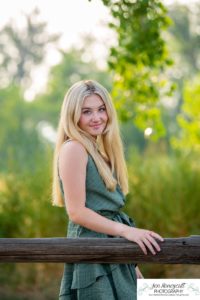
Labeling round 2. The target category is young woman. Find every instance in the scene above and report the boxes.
[52,80,163,299]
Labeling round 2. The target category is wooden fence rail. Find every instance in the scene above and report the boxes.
[0,236,199,264]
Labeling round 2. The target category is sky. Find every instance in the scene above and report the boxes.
[1,0,114,99]
[0,0,197,100]
[0,0,112,63]
[0,0,109,40]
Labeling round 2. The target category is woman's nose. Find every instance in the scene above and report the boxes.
[91,112,100,122]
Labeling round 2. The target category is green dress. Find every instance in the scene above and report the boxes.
[58,154,137,300]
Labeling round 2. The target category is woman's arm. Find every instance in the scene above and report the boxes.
[59,141,163,255]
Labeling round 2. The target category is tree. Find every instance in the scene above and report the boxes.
[0,8,59,88]
[101,0,174,139]
[171,74,200,153]
[0,85,49,173]
[161,2,200,151]
[168,2,200,77]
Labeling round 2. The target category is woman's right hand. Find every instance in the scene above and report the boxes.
[121,226,164,255]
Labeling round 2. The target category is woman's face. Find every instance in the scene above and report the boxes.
[78,94,108,138]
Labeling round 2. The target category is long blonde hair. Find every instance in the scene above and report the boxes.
[52,80,128,206]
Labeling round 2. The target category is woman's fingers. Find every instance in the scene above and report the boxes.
[143,237,157,255]
[125,228,164,255]
[149,231,164,242]
[137,240,148,255]
[146,234,161,252]
[136,238,156,256]
[136,230,163,255]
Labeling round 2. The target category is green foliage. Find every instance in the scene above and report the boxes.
[0,84,66,298]
[125,148,200,277]
[0,85,43,173]
[0,137,66,239]
[168,3,200,77]
[161,2,200,152]
[126,149,200,237]
[171,74,200,153]
[0,83,67,238]
[102,0,174,138]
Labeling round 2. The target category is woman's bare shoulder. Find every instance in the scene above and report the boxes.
[59,140,88,164]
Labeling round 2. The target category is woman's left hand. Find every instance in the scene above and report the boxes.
[135,266,144,279]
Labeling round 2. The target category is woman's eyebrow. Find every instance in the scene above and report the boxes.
[82,104,105,110]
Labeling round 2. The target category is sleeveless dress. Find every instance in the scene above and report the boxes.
[58,154,137,300]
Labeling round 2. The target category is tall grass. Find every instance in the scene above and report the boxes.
[125,147,200,278]
[126,148,200,237]
[0,143,67,299]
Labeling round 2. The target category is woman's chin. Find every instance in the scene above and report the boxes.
[88,131,103,139]
[88,127,104,137]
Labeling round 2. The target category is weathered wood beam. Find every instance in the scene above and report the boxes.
[0,236,199,264]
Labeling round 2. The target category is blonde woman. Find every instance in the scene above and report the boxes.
[53,80,163,299]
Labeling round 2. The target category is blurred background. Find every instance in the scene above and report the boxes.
[0,0,200,299]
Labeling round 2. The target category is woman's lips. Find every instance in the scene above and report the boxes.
[90,123,102,128]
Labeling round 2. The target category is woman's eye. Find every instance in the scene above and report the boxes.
[83,110,91,115]
[99,107,106,112]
